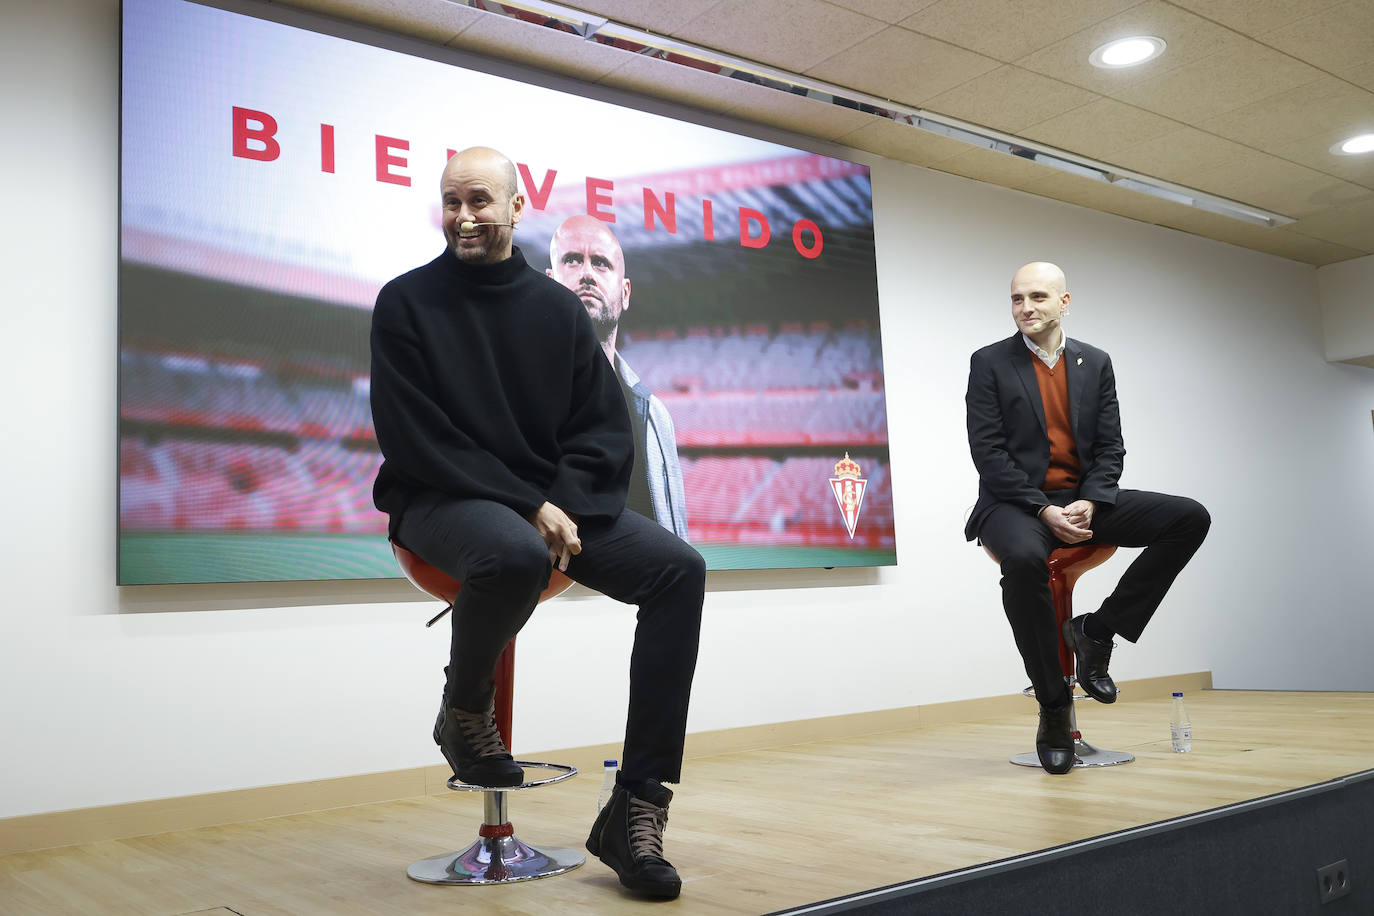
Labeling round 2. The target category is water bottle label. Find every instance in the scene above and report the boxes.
[1171,725,1192,752]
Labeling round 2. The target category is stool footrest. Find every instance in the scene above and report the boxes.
[445,760,578,792]
[1021,682,1120,702]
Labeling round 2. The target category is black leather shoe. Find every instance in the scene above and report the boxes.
[586,777,682,899]
[433,699,524,787]
[1063,615,1118,704]
[1036,703,1075,774]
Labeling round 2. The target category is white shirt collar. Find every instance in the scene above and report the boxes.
[1022,330,1066,369]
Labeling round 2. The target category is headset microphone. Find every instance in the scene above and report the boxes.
[458,220,512,232]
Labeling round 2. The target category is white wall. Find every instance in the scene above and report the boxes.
[1317,254,1374,364]
[3,0,1372,820]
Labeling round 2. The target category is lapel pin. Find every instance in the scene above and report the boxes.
[1077,357,1083,365]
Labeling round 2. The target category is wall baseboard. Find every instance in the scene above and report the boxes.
[0,671,1211,856]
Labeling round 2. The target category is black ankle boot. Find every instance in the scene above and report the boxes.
[586,776,681,899]
[1063,615,1118,704]
[433,698,524,787]
[1036,703,1075,775]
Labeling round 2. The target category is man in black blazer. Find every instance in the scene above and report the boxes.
[965,262,1210,774]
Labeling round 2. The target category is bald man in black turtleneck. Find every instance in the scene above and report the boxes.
[370,147,703,899]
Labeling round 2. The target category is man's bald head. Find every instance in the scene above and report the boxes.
[439,146,524,264]
[1011,261,1067,298]
[441,146,518,196]
[546,214,631,358]
[549,214,625,273]
[1009,261,1070,346]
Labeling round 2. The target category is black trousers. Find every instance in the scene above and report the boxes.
[977,488,1211,708]
[396,492,705,784]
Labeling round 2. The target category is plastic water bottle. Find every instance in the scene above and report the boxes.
[1170,692,1192,753]
[597,759,618,811]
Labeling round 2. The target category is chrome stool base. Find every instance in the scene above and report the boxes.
[408,761,584,886]
[1010,738,1136,769]
[407,837,585,884]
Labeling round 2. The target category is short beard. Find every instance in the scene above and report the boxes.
[584,298,622,343]
[452,242,487,262]
[450,224,512,264]
[591,313,620,343]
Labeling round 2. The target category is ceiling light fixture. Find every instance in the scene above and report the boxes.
[439,0,1290,227]
[1089,36,1167,69]
[1331,133,1374,155]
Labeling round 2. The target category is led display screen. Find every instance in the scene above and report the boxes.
[119,0,895,583]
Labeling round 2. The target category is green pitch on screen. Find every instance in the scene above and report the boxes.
[118,534,896,585]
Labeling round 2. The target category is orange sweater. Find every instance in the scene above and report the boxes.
[1031,352,1079,490]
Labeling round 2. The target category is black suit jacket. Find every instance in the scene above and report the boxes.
[964,333,1125,541]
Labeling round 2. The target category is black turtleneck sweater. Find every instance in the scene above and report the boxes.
[370,246,632,536]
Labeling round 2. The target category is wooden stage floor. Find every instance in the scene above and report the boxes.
[3,689,1371,915]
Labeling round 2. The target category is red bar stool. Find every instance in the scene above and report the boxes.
[392,542,585,884]
[984,543,1135,769]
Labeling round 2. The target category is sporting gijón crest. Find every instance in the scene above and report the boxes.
[828,453,867,539]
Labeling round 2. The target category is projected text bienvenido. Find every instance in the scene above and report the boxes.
[231,106,829,260]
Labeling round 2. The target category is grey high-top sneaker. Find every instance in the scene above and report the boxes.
[433,698,523,787]
[585,776,681,899]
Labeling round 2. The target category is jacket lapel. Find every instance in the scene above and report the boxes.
[1008,334,1047,436]
[1065,337,1085,433]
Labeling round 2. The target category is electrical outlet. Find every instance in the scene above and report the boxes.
[1317,859,1351,904]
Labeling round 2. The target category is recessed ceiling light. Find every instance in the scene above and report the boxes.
[1331,133,1374,155]
[1089,36,1167,69]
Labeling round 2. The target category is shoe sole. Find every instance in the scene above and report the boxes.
[1062,619,1118,704]
[620,877,682,899]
